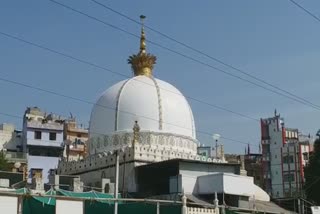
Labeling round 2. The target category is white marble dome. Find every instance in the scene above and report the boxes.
[89,75,196,141]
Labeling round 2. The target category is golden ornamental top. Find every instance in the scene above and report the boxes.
[128,15,156,77]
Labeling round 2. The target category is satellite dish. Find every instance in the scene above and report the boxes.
[212,134,221,141]
[14,162,21,169]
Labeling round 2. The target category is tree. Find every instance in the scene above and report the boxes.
[0,150,10,171]
[304,138,320,204]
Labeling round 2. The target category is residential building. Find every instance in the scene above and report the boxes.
[225,153,263,188]
[22,107,64,184]
[197,145,213,158]
[0,123,22,152]
[63,117,88,161]
[260,111,312,198]
[0,123,26,172]
[197,144,226,161]
[244,153,263,188]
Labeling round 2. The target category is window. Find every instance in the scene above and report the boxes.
[49,132,56,141]
[283,156,294,163]
[31,168,43,179]
[303,153,308,161]
[283,173,295,182]
[49,169,56,176]
[34,131,42,140]
[29,150,41,156]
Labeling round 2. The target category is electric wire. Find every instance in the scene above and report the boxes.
[288,0,320,23]
[48,0,320,111]
[90,0,320,110]
[0,31,258,123]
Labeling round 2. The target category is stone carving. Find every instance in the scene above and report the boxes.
[88,131,198,156]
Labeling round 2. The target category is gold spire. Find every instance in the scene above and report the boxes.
[128,15,156,77]
[139,15,146,54]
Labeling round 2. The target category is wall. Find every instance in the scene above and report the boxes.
[179,162,239,177]
[63,122,88,161]
[27,155,59,183]
[180,175,197,194]
[0,124,15,150]
[58,144,230,177]
[26,129,63,147]
[261,117,284,198]
[268,118,284,198]
[179,162,239,194]
[0,195,18,214]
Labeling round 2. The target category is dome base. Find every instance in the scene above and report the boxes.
[88,130,198,155]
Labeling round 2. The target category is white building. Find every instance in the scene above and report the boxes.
[57,19,273,211]
[23,107,64,184]
[261,111,312,198]
[58,20,200,192]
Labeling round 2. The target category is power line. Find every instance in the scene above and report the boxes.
[91,0,320,110]
[0,77,257,147]
[0,32,258,122]
[288,0,320,23]
[47,0,320,111]
[0,112,21,119]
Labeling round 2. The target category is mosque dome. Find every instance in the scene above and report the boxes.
[89,75,196,139]
[88,16,197,154]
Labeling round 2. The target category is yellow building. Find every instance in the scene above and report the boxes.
[63,118,88,161]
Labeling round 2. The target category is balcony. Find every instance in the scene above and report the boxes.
[27,139,64,148]
[69,145,85,152]
[263,173,271,179]
[262,153,270,161]
[5,152,27,163]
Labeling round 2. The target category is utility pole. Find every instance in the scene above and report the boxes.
[213,134,220,159]
[114,150,120,214]
[122,153,126,197]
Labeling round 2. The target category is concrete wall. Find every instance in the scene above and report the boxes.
[0,123,17,150]
[56,199,83,214]
[26,129,63,146]
[180,174,197,194]
[0,195,18,214]
[267,118,284,198]
[27,155,59,183]
[179,162,239,177]
[178,162,239,194]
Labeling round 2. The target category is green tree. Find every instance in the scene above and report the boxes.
[304,138,320,204]
[0,150,10,171]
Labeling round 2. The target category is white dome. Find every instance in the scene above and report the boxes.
[89,75,196,140]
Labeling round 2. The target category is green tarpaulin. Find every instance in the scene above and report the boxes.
[23,197,55,214]
[29,188,118,206]
[9,188,180,214]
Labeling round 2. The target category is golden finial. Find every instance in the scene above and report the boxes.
[128,15,156,77]
[139,15,146,54]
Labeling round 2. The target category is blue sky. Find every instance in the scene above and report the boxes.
[0,0,319,154]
